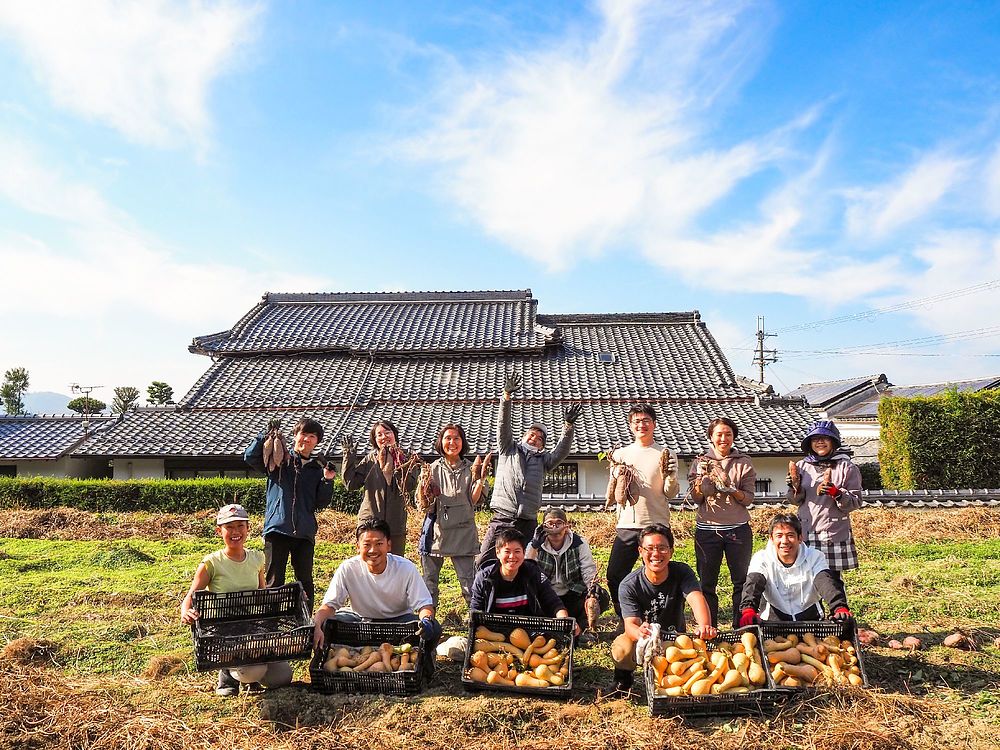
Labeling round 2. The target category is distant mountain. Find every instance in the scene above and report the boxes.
[22,391,73,415]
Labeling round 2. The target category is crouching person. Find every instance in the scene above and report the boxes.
[471,528,581,635]
[312,519,442,676]
[610,523,716,694]
[180,504,293,696]
[525,509,600,643]
[738,512,852,625]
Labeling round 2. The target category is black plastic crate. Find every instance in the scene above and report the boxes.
[461,611,575,697]
[309,618,424,696]
[191,583,313,671]
[646,626,783,717]
[760,619,869,689]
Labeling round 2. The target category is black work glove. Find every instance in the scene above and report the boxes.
[339,435,356,457]
[503,372,522,395]
[267,418,282,433]
[418,616,442,643]
[529,524,548,549]
[563,403,582,425]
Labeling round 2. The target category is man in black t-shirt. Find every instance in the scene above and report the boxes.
[610,523,716,693]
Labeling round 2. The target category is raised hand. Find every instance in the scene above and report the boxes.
[563,403,582,425]
[503,372,522,396]
[339,435,356,458]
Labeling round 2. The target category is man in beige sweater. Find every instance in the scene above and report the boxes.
[605,404,679,621]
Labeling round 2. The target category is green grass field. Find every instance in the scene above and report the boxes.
[1,507,998,750]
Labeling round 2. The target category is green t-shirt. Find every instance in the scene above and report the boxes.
[203,548,265,593]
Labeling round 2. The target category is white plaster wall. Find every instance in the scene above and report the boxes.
[12,457,106,478]
[112,458,166,480]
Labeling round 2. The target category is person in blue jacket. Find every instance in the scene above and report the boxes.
[244,417,336,611]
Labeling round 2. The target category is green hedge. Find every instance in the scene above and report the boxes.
[878,387,1000,489]
[0,477,362,515]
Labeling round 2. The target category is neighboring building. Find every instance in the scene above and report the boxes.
[788,374,1000,464]
[74,290,818,496]
[0,415,117,477]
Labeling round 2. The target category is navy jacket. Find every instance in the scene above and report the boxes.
[245,432,333,540]
[470,559,565,617]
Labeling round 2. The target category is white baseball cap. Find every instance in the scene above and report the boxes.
[216,504,250,525]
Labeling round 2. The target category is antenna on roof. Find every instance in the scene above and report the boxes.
[69,383,102,435]
[752,316,778,384]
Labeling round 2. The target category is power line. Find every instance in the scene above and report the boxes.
[772,278,1000,333]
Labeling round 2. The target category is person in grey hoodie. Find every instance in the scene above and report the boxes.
[477,372,581,565]
[786,421,863,581]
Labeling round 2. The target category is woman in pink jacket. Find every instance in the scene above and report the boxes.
[786,421,863,581]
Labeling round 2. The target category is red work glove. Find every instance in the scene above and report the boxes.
[825,484,840,497]
[831,607,853,622]
[738,608,760,628]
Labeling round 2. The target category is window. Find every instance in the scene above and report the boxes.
[0,465,16,477]
[597,353,616,364]
[755,478,772,494]
[543,463,578,494]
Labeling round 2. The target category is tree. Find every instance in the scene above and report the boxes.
[67,396,107,414]
[147,381,175,405]
[1,367,30,415]
[112,386,141,412]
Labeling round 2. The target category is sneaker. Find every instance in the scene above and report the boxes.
[216,669,239,697]
[577,632,597,647]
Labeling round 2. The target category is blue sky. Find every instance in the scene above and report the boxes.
[2,0,1000,406]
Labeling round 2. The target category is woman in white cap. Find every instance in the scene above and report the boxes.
[180,504,293,696]
[786,421,864,581]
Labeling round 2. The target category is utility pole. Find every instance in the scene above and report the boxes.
[752,316,778,384]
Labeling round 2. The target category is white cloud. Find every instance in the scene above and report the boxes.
[0,0,262,149]
[393,0,783,272]
[844,153,970,239]
[0,136,329,394]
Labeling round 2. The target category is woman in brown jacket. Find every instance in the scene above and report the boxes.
[687,417,757,629]
[341,419,419,556]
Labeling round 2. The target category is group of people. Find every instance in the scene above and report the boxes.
[179,374,864,696]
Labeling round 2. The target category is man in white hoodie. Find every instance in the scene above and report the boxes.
[525,509,598,641]
[738,512,852,625]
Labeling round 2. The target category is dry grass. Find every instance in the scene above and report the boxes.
[2,657,996,750]
[4,506,999,547]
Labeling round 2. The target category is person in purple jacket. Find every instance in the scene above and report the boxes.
[786,421,863,582]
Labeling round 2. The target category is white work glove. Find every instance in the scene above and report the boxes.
[636,622,661,669]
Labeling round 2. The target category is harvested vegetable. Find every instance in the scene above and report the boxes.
[464,626,572,689]
[321,642,419,673]
[650,632,770,697]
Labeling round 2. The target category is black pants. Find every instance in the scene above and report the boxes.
[606,528,642,618]
[560,589,587,628]
[695,523,753,629]
[264,532,316,612]
[477,515,537,566]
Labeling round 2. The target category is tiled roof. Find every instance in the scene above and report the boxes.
[75,399,816,458]
[189,290,553,356]
[0,415,118,460]
[832,376,1000,420]
[179,317,743,408]
[76,291,819,462]
[787,374,888,409]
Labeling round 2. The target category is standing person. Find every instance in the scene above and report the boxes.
[610,523,716,694]
[525,508,599,642]
[786,421,863,582]
[604,403,679,621]
[478,372,581,564]
[341,419,419,557]
[180,504,293,696]
[687,417,756,629]
[415,423,487,608]
[244,417,336,612]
